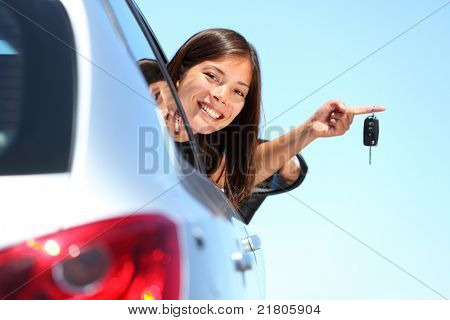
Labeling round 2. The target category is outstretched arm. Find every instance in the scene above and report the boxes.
[253,100,385,186]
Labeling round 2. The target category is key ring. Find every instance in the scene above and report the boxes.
[372,105,375,117]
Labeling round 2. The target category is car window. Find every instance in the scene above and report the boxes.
[105,0,204,174]
[0,0,75,175]
[105,0,249,222]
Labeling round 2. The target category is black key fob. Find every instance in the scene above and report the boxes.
[364,115,379,146]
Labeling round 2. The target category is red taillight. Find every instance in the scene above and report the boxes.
[0,214,180,300]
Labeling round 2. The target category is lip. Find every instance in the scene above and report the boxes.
[197,101,224,122]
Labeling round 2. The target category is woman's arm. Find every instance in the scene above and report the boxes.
[253,119,315,186]
[253,100,385,186]
[210,100,385,189]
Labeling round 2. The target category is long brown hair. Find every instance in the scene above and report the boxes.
[167,28,262,209]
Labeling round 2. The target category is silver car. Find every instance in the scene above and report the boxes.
[0,0,307,299]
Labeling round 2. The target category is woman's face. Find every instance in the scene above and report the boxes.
[176,55,252,134]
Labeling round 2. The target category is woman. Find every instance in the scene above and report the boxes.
[142,28,385,209]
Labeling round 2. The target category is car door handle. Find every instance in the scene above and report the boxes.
[241,235,261,253]
[232,251,253,272]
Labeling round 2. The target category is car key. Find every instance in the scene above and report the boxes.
[363,110,379,165]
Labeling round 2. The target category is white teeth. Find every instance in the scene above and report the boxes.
[200,102,221,119]
[174,113,180,133]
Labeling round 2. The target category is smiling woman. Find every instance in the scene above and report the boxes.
[167,29,262,209]
[146,28,385,209]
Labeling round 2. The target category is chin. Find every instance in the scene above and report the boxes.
[190,117,221,135]
[196,126,220,135]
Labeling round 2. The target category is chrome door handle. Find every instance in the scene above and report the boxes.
[241,235,261,253]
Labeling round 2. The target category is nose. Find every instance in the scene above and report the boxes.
[211,85,227,105]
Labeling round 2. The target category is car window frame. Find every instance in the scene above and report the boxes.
[104,0,206,175]
[122,0,207,175]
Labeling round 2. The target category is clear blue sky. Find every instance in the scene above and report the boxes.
[136,0,450,299]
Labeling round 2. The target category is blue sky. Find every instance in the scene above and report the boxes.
[137,0,450,299]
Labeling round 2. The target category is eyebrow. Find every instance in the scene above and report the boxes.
[209,65,250,88]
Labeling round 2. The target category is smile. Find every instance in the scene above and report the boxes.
[198,101,224,121]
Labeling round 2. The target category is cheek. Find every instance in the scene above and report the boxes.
[230,102,246,119]
[179,79,209,108]
[219,102,246,128]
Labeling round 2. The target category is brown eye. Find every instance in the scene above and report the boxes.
[234,89,244,97]
[205,72,219,82]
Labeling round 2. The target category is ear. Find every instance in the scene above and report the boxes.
[176,80,180,89]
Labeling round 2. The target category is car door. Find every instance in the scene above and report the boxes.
[104,0,264,298]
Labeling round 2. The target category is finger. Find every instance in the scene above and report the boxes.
[348,112,354,125]
[336,107,354,125]
[330,112,345,120]
[334,119,347,135]
[328,100,346,112]
[331,112,350,130]
[348,105,386,115]
[337,116,350,131]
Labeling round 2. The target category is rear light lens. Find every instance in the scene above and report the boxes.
[0,214,180,299]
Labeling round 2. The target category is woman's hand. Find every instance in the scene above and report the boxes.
[308,99,386,138]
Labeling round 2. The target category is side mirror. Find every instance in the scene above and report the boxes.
[238,153,308,224]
